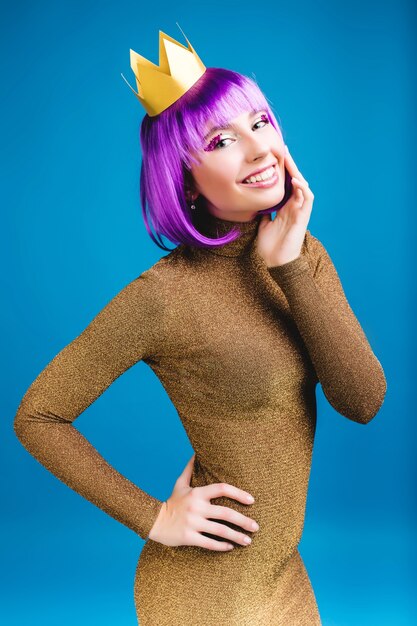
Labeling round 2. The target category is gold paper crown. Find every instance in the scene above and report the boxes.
[121,23,207,117]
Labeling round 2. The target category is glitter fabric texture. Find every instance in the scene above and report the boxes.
[14,211,387,625]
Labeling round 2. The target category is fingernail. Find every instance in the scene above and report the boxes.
[247,495,255,502]
[285,145,289,153]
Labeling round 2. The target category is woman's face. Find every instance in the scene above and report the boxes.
[188,109,286,222]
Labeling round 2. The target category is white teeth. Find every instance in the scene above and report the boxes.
[243,166,276,184]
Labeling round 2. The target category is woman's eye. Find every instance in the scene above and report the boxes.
[211,116,270,150]
[214,137,233,149]
[254,114,270,130]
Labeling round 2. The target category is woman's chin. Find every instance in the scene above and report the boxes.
[252,187,286,211]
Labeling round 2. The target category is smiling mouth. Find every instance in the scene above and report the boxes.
[239,164,279,187]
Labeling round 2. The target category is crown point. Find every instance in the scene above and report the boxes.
[124,27,206,116]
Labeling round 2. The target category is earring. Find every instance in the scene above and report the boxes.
[186,189,196,210]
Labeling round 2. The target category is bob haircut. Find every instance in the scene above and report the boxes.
[139,67,292,252]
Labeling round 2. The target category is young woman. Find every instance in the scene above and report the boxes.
[14,32,387,626]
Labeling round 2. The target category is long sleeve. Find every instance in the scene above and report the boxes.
[13,267,167,540]
[266,231,387,424]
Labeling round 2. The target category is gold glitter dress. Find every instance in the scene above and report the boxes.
[14,212,387,625]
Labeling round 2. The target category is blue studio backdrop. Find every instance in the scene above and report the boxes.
[2,1,416,625]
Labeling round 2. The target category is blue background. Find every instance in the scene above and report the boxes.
[2,1,416,624]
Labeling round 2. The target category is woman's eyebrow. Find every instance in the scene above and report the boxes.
[203,109,265,142]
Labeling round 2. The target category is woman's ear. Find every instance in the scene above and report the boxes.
[185,189,198,202]
[184,166,199,203]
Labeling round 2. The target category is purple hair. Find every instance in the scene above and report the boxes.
[139,67,292,252]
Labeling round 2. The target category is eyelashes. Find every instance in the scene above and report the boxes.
[204,133,223,153]
[203,114,270,153]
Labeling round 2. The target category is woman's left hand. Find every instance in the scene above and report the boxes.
[256,146,314,268]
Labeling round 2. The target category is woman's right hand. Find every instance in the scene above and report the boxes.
[148,453,259,551]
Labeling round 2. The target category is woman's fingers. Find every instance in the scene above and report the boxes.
[189,531,235,551]
[199,518,254,547]
[200,482,255,505]
[206,503,259,533]
[285,145,309,186]
[292,176,314,204]
[287,177,314,214]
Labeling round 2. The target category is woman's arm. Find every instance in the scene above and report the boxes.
[13,269,166,540]
[267,232,387,424]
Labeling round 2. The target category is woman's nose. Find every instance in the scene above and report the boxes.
[242,134,270,158]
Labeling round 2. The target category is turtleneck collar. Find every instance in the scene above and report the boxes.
[191,210,263,258]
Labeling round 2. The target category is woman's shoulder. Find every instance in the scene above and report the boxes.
[140,243,192,278]
[130,244,194,296]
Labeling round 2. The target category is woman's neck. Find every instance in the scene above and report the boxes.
[192,209,263,257]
